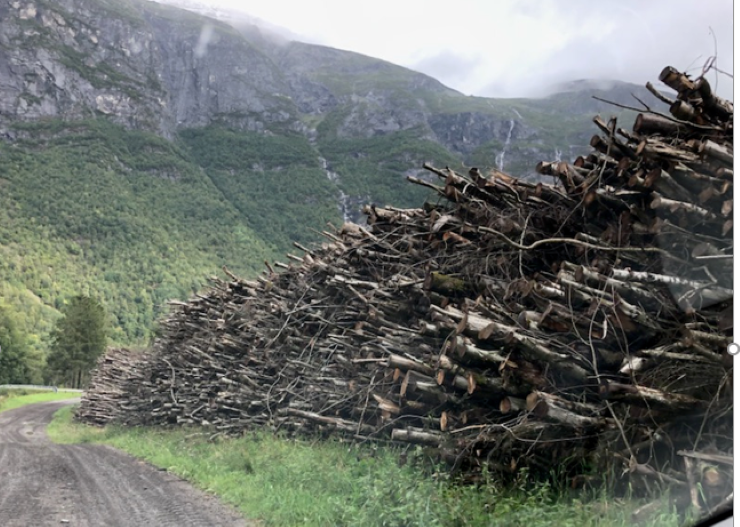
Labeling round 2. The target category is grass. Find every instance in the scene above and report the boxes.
[48,405,680,527]
[0,389,80,413]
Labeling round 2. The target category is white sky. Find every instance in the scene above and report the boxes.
[194,0,734,99]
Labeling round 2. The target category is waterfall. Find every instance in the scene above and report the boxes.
[496,119,515,171]
[320,156,351,222]
[337,190,352,223]
[554,148,562,162]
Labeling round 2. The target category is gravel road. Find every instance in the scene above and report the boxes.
[0,400,250,526]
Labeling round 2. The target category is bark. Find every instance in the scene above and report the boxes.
[391,427,444,445]
[698,140,733,167]
[669,99,698,122]
[693,77,734,121]
[633,113,689,137]
[599,381,707,412]
[659,66,695,95]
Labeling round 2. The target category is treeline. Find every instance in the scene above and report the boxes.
[0,295,108,388]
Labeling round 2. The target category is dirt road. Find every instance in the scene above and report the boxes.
[0,400,250,526]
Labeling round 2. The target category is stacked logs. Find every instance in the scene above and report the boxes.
[78,348,148,425]
[78,67,732,513]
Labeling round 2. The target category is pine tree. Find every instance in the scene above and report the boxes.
[47,295,108,388]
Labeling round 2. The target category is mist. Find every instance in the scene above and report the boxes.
[153,0,734,100]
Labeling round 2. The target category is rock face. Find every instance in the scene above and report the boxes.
[0,0,299,137]
[429,113,537,156]
[0,0,660,170]
[1,0,162,131]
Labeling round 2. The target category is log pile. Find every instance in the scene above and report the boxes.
[78,67,733,513]
[79,348,148,425]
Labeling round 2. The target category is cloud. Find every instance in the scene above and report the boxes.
[192,0,734,99]
[410,51,484,88]
[471,0,733,98]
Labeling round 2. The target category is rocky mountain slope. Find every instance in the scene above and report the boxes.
[1,0,648,174]
[0,0,662,352]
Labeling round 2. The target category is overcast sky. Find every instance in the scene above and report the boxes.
[187,0,734,99]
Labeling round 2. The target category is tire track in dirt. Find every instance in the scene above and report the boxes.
[0,400,251,526]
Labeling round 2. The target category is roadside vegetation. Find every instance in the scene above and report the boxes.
[0,389,80,413]
[49,405,680,527]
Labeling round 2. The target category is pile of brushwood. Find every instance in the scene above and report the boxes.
[79,66,732,517]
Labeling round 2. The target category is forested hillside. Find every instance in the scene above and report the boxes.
[0,119,279,349]
[0,0,666,382]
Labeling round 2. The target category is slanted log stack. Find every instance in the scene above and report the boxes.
[78,66,733,514]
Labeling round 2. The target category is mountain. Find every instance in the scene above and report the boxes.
[0,0,658,361]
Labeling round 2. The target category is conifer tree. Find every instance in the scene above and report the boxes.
[47,295,108,388]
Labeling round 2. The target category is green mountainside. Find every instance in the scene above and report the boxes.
[0,119,278,348]
[0,0,660,379]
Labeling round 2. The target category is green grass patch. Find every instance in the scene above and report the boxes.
[49,406,680,527]
[0,389,80,413]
